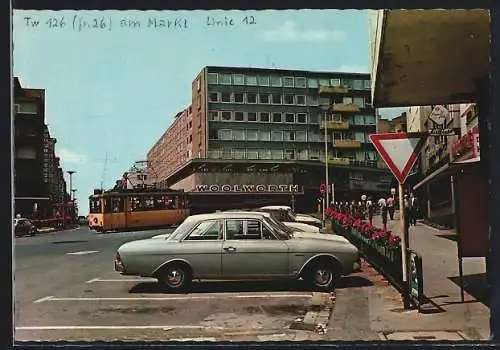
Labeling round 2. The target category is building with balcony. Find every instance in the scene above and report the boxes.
[147,66,393,212]
[14,77,50,218]
[122,161,151,189]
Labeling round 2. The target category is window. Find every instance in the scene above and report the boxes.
[234,111,245,121]
[284,149,295,160]
[308,132,319,142]
[342,79,353,88]
[246,129,259,141]
[354,115,364,125]
[319,97,330,106]
[319,78,330,86]
[259,112,270,122]
[234,93,244,103]
[285,113,295,123]
[196,79,201,91]
[222,148,232,159]
[366,151,377,160]
[247,112,257,122]
[233,148,246,159]
[186,220,221,241]
[208,92,219,102]
[331,78,341,87]
[218,129,232,140]
[246,75,257,85]
[207,73,218,84]
[365,115,376,125]
[247,93,257,104]
[353,79,364,90]
[259,149,271,159]
[221,92,232,103]
[354,132,365,142]
[233,74,245,85]
[270,75,282,87]
[260,130,271,141]
[284,94,295,105]
[309,149,320,160]
[284,131,295,141]
[259,94,270,104]
[295,77,307,88]
[353,97,365,108]
[297,113,307,123]
[364,79,371,89]
[296,131,307,142]
[225,220,244,239]
[208,111,219,121]
[296,95,306,105]
[271,149,283,160]
[258,75,270,86]
[233,130,245,141]
[272,113,282,123]
[221,111,232,121]
[271,93,282,104]
[308,78,318,88]
[298,149,308,160]
[307,95,319,106]
[219,74,231,84]
[271,131,283,141]
[283,76,294,87]
[247,149,259,159]
[343,96,353,104]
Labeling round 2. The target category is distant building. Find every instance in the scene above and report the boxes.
[122,161,151,189]
[147,66,393,212]
[377,112,407,133]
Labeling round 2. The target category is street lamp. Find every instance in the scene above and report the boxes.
[71,189,77,201]
[67,170,76,200]
[323,111,330,226]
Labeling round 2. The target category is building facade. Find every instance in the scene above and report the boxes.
[122,161,151,189]
[148,66,393,212]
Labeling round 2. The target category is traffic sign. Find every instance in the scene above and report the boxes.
[428,105,449,125]
[369,132,428,184]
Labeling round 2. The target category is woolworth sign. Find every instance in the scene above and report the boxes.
[194,184,302,193]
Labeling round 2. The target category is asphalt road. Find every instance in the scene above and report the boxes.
[13,226,336,342]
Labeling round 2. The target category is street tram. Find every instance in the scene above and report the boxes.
[88,188,190,233]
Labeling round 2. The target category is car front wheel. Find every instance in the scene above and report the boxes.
[157,263,192,291]
[307,262,340,292]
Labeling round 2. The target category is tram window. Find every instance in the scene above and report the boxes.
[89,199,102,213]
[103,199,112,213]
[128,194,182,211]
[111,197,124,213]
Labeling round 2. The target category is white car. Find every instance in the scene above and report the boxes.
[283,222,320,233]
[260,205,323,228]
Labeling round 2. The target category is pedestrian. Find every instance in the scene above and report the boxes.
[387,195,395,220]
[366,196,374,225]
[410,193,419,226]
[379,198,388,231]
[403,193,411,232]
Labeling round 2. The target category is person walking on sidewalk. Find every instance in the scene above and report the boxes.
[410,193,419,226]
[366,196,374,225]
[378,198,388,231]
[403,193,411,232]
[387,195,395,220]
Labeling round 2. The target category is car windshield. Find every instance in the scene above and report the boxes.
[263,216,294,239]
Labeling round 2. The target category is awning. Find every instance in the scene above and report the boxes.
[413,156,481,191]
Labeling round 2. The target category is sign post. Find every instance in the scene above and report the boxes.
[320,183,326,227]
[369,132,428,309]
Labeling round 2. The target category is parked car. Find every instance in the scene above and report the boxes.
[251,208,321,233]
[260,205,323,228]
[115,212,360,292]
[14,218,38,237]
[77,216,87,225]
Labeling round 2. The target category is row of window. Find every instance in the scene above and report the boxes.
[13,102,39,114]
[207,148,378,161]
[212,128,373,143]
[208,110,377,126]
[208,91,368,108]
[207,73,371,90]
[183,219,277,241]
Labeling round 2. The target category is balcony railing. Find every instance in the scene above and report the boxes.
[331,103,361,113]
[333,139,362,148]
[322,157,351,166]
[320,120,350,130]
[318,86,349,94]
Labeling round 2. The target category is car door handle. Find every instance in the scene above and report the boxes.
[223,246,236,252]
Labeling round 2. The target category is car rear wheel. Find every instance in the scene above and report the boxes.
[307,262,340,292]
[157,263,192,291]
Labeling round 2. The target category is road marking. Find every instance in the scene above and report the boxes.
[66,250,99,255]
[85,277,157,283]
[16,325,227,331]
[33,296,54,303]
[33,294,312,303]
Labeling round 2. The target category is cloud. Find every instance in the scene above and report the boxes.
[337,64,370,73]
[262,21,345,42]
[56,148,88,164]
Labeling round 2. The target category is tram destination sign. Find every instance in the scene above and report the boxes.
[194,184,302,194]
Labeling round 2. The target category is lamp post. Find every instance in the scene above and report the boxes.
[67,171,76,200]
[324,112,330,222]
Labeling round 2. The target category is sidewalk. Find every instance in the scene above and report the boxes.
[333,211,490,340]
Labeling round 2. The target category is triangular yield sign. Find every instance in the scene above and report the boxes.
[369,132,428,184]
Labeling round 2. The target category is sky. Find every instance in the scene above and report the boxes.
[13,9,406,213]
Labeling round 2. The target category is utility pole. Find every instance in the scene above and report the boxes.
[67,171,76,200]
[324,112,330,210]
